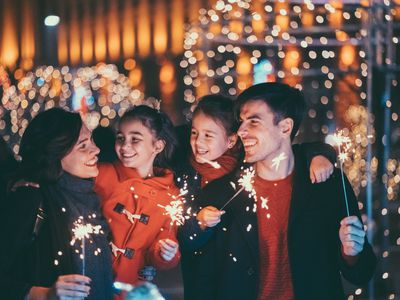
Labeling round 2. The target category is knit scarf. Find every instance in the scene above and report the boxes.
[190,151,238,188]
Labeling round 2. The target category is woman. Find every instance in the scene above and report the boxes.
[0,108,113,300]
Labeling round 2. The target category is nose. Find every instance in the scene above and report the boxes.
[195,134,205,147]
[237,123,248,139]
[90,140,100,155]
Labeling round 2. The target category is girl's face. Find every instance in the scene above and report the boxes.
[115,119,164,177]
[61,125,100,178]
[190,112,237,163]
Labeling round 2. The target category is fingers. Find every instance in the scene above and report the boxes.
[196,206,225,228]
[55,275,91,299]
[339,216,366,256]
[310,156,334,184]
[340,216,363,229]
[159,239,179,261]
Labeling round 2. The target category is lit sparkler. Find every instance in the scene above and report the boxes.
[199,157,221,169]
[70,217,102,275]
[331,130,352,217]
[220,167,256,210]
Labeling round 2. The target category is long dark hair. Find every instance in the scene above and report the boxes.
[119,105,178,169]
[15,108,82,184]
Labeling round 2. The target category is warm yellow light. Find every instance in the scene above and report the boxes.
[340,45,356,67]
[57,23,68,65]
[70,2,81,65]
[0,2,19,68]
[129,68,142,87]
[82,1,93,64]
[21,0,35,70]
[137,1,151,57]
[160,61,175,84]
[108,1,120,61]
[154,0,168,55]
[237,52,252,75]
[171,0,185,55]
[123,0,135,58]
[95,3,107,62]
[283,48,301,70]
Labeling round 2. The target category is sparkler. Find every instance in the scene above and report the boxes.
[199,157,221,169]
[331,130,352,217]
[220,167,256,210]
[157,187,189,229]
[70,217,102,275]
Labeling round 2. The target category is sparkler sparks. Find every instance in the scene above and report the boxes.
[158,199,186,226]
[331,130,353,217]
[220,167,256,210]
[271,152,288,171]
[70,217,102,275]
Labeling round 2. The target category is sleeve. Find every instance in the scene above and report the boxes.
[146,220,181,270]
[0,188,42,299]
[336,172,376,285]
[94,163,117,204]
[294,141,337,166]
[177,215,214,254]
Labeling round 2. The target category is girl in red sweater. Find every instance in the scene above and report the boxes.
[94,105,181,287]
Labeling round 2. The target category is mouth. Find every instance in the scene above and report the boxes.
[84,157,98,167]
[120,152,137,159]
[242,139,257,152]
[195,148,208,156]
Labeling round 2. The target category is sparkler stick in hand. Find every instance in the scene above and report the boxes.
[331,130,352,217]
[70,216,102,275]
[220,167,256,210]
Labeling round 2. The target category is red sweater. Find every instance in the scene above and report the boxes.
[254,173,294,300]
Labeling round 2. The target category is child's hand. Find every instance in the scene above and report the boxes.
[159,239,179,262]
[196,206,225,230]
[50,274,91,299]
[310,155,334,183]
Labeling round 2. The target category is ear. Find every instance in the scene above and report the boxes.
[154,139,166,154]
[278,118,294,139]
[227,134,238,149]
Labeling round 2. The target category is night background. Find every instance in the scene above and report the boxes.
[0,0,399,299]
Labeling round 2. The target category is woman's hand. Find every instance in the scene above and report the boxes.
[27,275,91,300]
[158,239,179,262]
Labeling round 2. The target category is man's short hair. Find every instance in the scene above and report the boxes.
[236,82,306,140]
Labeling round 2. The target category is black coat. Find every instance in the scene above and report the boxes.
[0,174,113,300]
[195,149,376,300]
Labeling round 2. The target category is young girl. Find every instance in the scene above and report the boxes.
[176,94,336,300]
[94,105,181,288]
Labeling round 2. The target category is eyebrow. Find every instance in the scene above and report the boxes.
[77,137,89,145]
[240,113,263,121]
[117,131,144,136]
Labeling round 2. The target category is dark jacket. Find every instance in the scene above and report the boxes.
[195,148,376,300]
[176,143,338,300]
[0,174,113,300]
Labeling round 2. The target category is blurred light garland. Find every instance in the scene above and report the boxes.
[0,63,156,156]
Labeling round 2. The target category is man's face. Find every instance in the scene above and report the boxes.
[237,100,284,164]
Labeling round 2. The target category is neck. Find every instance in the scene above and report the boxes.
[136,164,154,179]
[255,142,294,181]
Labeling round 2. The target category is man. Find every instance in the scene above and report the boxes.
[196,82,376,300]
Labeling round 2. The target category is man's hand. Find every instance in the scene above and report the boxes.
[310,155,334,183]
[159,239,179,262]
[196,206,225,230]
[339,216,365,256]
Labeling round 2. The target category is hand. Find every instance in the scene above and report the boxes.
[339,216,366,256]
[310,155,334,183]
[159,239,179,262]
[11,180,40,191]
[196,206,225,230]
[138,265,156,281]
[50,274,91,300]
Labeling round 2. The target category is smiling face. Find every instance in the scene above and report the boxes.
[190,112,236,163]
[237,100,288,164]
[61,125,100,178]
[115,118,164,177]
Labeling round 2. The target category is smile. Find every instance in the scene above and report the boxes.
[84,157,98,167]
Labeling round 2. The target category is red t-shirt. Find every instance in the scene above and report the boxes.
[254,173,295,300]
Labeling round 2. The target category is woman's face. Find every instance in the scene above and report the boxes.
[115,119,164,176]
[61,125,100,178]
[190,112,236,163]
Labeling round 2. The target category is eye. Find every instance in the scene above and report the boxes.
[205,133,214,139]
[116,135,125,143]
[131,137,140,143]
[191,130,198,136]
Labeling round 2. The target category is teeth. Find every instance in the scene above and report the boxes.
[85,157,98,166]
[243,140,256,147]
[197,149,208,155]
[122,153,135,158]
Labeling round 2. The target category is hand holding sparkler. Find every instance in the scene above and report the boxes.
[339,216,366,257]
[158,239,179,261]
[196,206,225,230]
[45,274,91,300]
